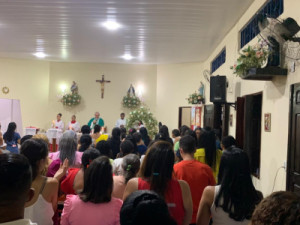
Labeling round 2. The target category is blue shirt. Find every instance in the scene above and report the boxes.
[3,132,21,153]
[137,145,147,155]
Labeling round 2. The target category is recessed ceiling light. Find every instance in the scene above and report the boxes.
[33,52,47,58]
[122,54,134,60]
[101,21,121,31]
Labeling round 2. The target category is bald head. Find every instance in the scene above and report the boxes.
[95,112,100,119]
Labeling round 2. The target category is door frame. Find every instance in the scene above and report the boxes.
[287,84,296,191]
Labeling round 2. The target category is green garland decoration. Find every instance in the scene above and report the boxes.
[122,95,141,109]
[187,92,204,104]
[126,106,158,138]
[61,93,81,106]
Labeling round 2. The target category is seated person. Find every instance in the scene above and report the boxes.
[112,154,140,199]
[61,156,122,225]
[61,149,100,195]
[120,190,176,225]
[0,154,36,225]
[133,132,147,156]
[81,125,91,135]
[113,140,135,175]
[21,139,59,225]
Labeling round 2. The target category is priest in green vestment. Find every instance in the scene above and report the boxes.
[88,112,104,129]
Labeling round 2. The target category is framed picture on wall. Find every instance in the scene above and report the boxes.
[229,114,233,127]
[264,113,271,132]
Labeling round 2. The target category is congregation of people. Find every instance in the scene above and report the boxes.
[0,111,299,225]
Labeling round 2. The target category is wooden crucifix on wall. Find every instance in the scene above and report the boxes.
[96,75,111,99]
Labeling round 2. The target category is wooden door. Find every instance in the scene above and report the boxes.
[287,84,300,196]
[244,93,262,178]
[178,107,191,128]
[235,97,245,148]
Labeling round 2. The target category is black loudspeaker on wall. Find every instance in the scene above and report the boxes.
[210,76,227,103]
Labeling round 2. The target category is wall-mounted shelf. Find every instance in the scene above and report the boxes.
[241,66,288,81]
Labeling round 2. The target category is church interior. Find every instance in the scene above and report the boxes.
[0,0,300,224]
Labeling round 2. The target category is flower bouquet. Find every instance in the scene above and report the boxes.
[187,92,204,104]
[231,40,270,77]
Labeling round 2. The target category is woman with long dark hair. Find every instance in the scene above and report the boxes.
[61,148,100,195]
[155,125,173,146]
[196,148,263,225]
[61,156,123,225]
[21,138,59,225]
[123,141,193,225]
[112,154,140,199]
[108,127,121,159]
[194,130,222,180]
[78,134,92,152]
[139,127,150,147]
[3,122,21,153]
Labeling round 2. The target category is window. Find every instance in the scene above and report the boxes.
[211,48,226,74]
[240,0,284,48]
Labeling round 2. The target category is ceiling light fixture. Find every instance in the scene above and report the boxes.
[122,54,134,60]
[33,52,47,58]
[101,21,121,31]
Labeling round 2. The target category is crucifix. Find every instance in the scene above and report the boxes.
[96,75,111,99]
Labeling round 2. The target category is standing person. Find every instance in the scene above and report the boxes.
[87,112,104,130]
[67,115,80,132]
[116,113,126,128]
[0,154,36,225]
[196,148,263,225]
[174,125,190,153]
[3,122,21,153]
[123,141,193,225]
[61,156,123,225]
[221,135,236,151]
[251,191,300,225]
[52,113,64,131]
[194,131,222,181]
[108,127,121,159]
[174,136,216,225]
[20,138,59,225]
[172,129,180,144]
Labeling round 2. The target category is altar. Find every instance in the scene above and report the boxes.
[46,128,63,152]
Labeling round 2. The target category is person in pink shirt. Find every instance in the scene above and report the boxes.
[61,156,123,225]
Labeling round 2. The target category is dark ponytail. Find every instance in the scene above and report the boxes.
[122,154,140,184]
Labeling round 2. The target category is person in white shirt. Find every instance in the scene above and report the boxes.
[52,113,64,131]
[115,113,126,128]
[0,154,37,225]
[68,115,80,132]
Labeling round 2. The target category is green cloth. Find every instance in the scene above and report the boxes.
[88,117,104,129]
[174,141,180,152]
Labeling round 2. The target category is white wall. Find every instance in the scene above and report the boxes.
[156,0,300,196]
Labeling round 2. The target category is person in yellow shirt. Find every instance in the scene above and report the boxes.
[194,130,222,181]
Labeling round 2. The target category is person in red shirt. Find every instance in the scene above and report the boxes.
[174,135,216,225]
